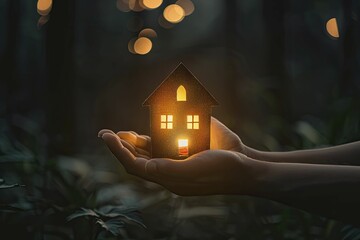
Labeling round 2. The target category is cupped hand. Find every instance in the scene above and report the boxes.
[210,117,245,153]
[98,118,260,196]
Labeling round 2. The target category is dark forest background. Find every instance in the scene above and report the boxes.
[1,0,360,239]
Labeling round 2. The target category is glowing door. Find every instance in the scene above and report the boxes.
[178,139,188,157]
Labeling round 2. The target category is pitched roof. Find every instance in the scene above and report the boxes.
[143,63,218,106]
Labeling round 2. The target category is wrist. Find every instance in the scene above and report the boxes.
[243,145,262,160]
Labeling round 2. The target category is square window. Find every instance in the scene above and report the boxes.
[186,115,199,130]
[187,115,192,122]
[161,115,173,129]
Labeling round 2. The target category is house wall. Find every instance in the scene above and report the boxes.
[150,103,211,159]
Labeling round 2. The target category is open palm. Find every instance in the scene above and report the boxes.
[98,117,255,196]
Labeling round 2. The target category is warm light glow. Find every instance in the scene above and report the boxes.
[129,0,144,12]
[178,139,189,157]
[177,85,186,101]
[142,0,163,9]
[176,0,194,16]
[163,4,185,23]
[37,0,52,16]
[161,115,173,129]
[326,18,339,38]
[134,37,152,55]
[178,139,188,147]
[187,115,199,129]
[138,28,157,38]
[193,115,199,122]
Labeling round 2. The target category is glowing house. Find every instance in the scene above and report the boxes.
[143,63,218,159]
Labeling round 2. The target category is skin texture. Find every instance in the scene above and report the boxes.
[99,117,360,226]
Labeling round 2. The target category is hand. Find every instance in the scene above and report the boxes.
[98,118,262,196]
[210,117,245,153]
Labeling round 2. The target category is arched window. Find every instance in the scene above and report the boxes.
[177,85,186,101]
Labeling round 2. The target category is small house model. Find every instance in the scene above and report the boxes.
[143,63,218,159]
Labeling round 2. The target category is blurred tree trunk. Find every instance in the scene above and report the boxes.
[46,0,76,156]
[224,0,242,123]
[1,0,20,120]
[262,0,292,142]
[340,0,360,97]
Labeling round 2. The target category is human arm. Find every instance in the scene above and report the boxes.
[98,129,360,226]
[244,141,360,165]
[258,161,360,225]
[210,117,360,166]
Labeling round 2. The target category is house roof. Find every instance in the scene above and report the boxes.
[143,63,219,106]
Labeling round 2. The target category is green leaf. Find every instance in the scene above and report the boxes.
[66,208,100,222]
[96,205,146,228]
[0,204,26,212]
[342,225,360,240]
[96,218,126,237]
[0,178,25,189]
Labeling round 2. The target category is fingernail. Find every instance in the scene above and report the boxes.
[98,131,105,138]
[146,161,157,175]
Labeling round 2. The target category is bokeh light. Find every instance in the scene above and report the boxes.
[141,0,163,9]
[37,0,52,16]
[326,18,339,39]
[128,38,137,54]
[116,0,131,12]
[139,28,157,38]
[163,4,185,23]
[129,0,144,12]
[134,37,152,55]
[176,0,194,16]
[37,15,49,29]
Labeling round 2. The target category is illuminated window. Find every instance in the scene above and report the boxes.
[178,139,188,157]
[161,115,173,129]
[177,85,186,101]
[187,115,199,129]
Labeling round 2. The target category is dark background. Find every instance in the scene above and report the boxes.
[1,0,360,239]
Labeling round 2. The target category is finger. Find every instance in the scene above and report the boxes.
[120,139,150,159]
[98,129,115,138]
[102,133,135,169]
[141,135,151,142]
[117,131,151,151]
[102,133,152,179]
[120,139,150,156]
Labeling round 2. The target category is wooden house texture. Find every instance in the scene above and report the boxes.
[143,63,218,159]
